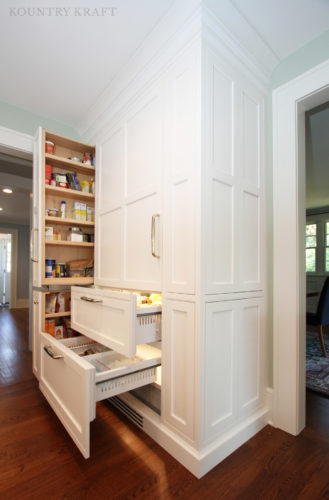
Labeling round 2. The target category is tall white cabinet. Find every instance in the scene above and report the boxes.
[35,2,270,478]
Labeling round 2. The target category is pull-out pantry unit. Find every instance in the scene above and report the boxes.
[32,1,271,479]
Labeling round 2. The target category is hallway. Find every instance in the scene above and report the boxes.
[0,308,329,499]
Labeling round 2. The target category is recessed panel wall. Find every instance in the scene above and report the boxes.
[163,299,195,443]
[98,128,125,213]
[97,209,124,283]
[204,303,234,440]
[205,50,264,294]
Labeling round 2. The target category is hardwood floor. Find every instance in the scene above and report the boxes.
[0,308,329,499]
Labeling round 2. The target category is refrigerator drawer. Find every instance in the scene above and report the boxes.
[71,286,161,357]
[39,332,161,458]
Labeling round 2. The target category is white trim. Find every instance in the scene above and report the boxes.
[0,126,33,158]
[0,228,18,309]
[15,299,29,308]
[273,58,329,435]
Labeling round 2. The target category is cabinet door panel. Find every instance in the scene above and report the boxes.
[32,127,43,287]
[163,299,195,443]
[32,291,41,379]
[96,208,124,285]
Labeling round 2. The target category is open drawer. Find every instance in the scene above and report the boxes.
[71,286,161,357]
[39,332,161,458]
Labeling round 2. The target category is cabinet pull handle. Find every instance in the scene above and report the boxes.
[44,346,64,360]
[30,228,39,263]
[80,296,103,303]
[151,214,160,259]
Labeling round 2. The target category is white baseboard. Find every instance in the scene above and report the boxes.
[114,392,273,479]
[13,298,29,308]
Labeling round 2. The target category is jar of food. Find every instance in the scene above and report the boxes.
[83,152,91,165]
[45,141,55,154]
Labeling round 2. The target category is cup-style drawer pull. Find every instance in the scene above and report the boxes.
[44,346,64,360]
[80,296,103,303]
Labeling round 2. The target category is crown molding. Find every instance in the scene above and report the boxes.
[202,5,272,92]
[78,0,203,140]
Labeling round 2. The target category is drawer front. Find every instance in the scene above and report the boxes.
[71,287,137,357]
[39,332,95,459]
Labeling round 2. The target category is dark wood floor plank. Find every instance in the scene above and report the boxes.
[0,308,329,499]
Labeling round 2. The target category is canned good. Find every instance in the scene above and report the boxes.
[45,141,55,154]
[83,152,91,165]
[55,263,66,278]
[45,259,56,278]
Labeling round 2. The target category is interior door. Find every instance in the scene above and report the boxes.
[31,127,43,287]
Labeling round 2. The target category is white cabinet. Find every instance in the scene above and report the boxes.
[95,86,164,291]
[31,127,43,287]
[162,299,196,443]
[32,290,41,379]
[71,286,161,357]
[39,332,161,458]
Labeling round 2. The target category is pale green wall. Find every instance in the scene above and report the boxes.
[0,100,80,139]
[266,29,329,388]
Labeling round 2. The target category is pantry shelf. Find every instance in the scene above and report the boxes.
[45,153,95,175]
[45,216,95,227]
[45,311,71,319]
[42,277,94,285]
[45,240,94,247]
[45,185,95,201]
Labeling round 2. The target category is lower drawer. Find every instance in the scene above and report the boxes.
[39,332,161,458]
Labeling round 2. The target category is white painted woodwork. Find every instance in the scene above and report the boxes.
[162,299,196,443]
[95,87,163,291]
[32,290,41,379]
[204,49,264,294]
[39,332,161,459]
[71,287,161,357]
[203,297,264,443]
[32,127,43,287]
[164,50,200,295]
[273,60,329,435]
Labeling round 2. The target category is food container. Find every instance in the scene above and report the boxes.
[67,227,83,242]
[55,263,66,278]
[45,141,55,154]
[48,208,59,217]
[87,206,93,221]
[68,268,85,277]
[45,258,56,278]
[45,226,53,240]
[69,157,81,163]
[54,325,64,339]
[72,202,81,220]
[83,152,91,165]
[80,181,89,193]
[45,163,52,180]
[80,203,87,221]
[60,201,66,218]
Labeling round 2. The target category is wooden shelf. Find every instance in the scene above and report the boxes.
[45,185,95,201]
[46,131,95,155]
[45,216,94,227]
[45,153,95,175]
[45,311,71,319]
[42,277,94,285]
[45,240,94,247]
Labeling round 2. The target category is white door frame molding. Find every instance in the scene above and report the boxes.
[0,126,33,158]
[0,228,18,308]
[273,59,329,435]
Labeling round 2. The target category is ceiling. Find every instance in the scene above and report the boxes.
[1,0,329,130]
[0,154,32,225]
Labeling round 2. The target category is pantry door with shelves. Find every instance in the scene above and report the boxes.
[32,127,43,287]
[95,83,164,291]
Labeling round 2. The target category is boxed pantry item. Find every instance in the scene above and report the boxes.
[54,325,64,339]
[80,203,87,221]
[67,227,83,242]
[72,201,81,220]
[56,292,70,313]
[45,293,57,313]
[87,206,93,221]
[66,258,93,277]
[45,318,55,336]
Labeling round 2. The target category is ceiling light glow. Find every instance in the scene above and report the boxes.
[2,188,13,194]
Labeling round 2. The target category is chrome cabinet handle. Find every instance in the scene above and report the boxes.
[151,214,160,259]
[30,228,39,263]
[44,346,64,360]
[80,296,103,303]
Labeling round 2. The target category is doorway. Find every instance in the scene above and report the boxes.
[0,233,12,307]
[273,60,329,435]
